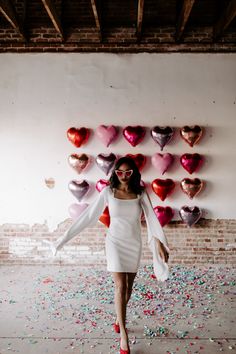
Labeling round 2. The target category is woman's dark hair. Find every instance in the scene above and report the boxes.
[109,156,145,195]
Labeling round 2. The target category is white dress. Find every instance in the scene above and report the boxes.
[54,186,170,281]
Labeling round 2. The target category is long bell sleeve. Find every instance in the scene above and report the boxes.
[53,186,109,253]
[140,190,170,281]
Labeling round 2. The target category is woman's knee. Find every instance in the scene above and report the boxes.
[113,273,127,295]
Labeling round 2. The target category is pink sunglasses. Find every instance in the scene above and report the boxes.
[115,169,133,178]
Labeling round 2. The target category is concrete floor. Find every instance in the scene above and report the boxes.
[0,264,235,354]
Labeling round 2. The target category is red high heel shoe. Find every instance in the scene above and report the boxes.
[120,340,130,354]
[113,322,120,333]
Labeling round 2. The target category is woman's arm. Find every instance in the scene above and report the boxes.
[47,186,109,255]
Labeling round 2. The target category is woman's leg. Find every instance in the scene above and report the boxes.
[115,272,137,324]
[112,272,129,350]
[126,272,137,304]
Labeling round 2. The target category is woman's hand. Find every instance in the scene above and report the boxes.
[43,240,58,257]
[156,239,169,263]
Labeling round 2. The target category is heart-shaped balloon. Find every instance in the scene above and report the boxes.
[151,179,175,201]
[68,153,91,174]
[180,178,204,199]
[96,179,110,192]
[99,206,110,227]
[180,153,203,174]
[179,205,202,227]
[95,153,117,175]
[151,153,174,175]
[125,153,147,171]
[68,180,90,201]
[68,203,89,220]
[180,125,203,147]
[96,125,119,147]
[150,126,174,151]
[67,127,90,147]
[123,126,146,147]
[154,206,174,226]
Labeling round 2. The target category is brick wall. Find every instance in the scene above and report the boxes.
[0,219,235,266]
[0,26,236,52]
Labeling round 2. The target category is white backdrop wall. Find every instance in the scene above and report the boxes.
[0,53,235,232]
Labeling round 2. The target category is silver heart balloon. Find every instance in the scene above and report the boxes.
[150,126,174,151]
[95,153,117,175]
[68,180,90,201]
[179,205,202,227]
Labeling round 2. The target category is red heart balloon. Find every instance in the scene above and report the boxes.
[151,179,175,201]
[180,153,203,174]
[67,127,90,148]
[123,126,146,147]
[180,125,203,147]
[125,153,146,171]
[154,206,174,226]
[99,206,110,227]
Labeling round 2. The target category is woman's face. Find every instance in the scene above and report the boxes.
[115,163,133,184]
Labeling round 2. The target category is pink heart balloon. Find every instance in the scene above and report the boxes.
[68,203,89,220]
[123,126,146,147]
[96,179,110,192]
[154,206,174,226]
[96,125,119,147]
[151,153,174,175]
[180,153,203,174]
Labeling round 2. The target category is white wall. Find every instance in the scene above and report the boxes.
[0,53,235,231]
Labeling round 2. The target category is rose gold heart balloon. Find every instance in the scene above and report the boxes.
[68,153,91,174]
[180,178,204,199]
[123,126,146,147]
[180,125,203,147]
[67,127,90,147]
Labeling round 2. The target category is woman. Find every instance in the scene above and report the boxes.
[47,156,170,354]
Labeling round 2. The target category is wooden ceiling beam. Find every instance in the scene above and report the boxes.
[137,0,144,41]
[90,0,102,41]
[214,0,236,40]
[0,0,26,39]
[41,0,64,39]
[176,0,195,41]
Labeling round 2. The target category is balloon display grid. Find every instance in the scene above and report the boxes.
[66,125,205,227]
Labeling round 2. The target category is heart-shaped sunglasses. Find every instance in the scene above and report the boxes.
[115,169,133,178]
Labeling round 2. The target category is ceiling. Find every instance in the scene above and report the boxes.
[0,0,236,52]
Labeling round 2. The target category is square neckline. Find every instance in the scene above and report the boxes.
[112,187,139,201]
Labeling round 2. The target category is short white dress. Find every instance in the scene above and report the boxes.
[55,185,170,281]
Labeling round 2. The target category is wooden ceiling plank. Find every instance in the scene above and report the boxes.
[214,0,236,39]
[137,0,144,41]
[0,0,26,39]
[90,0,102,41]
[41,0,64,38]
[176,0,196,41]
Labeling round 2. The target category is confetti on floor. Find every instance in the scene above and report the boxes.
[0,264,235,354]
